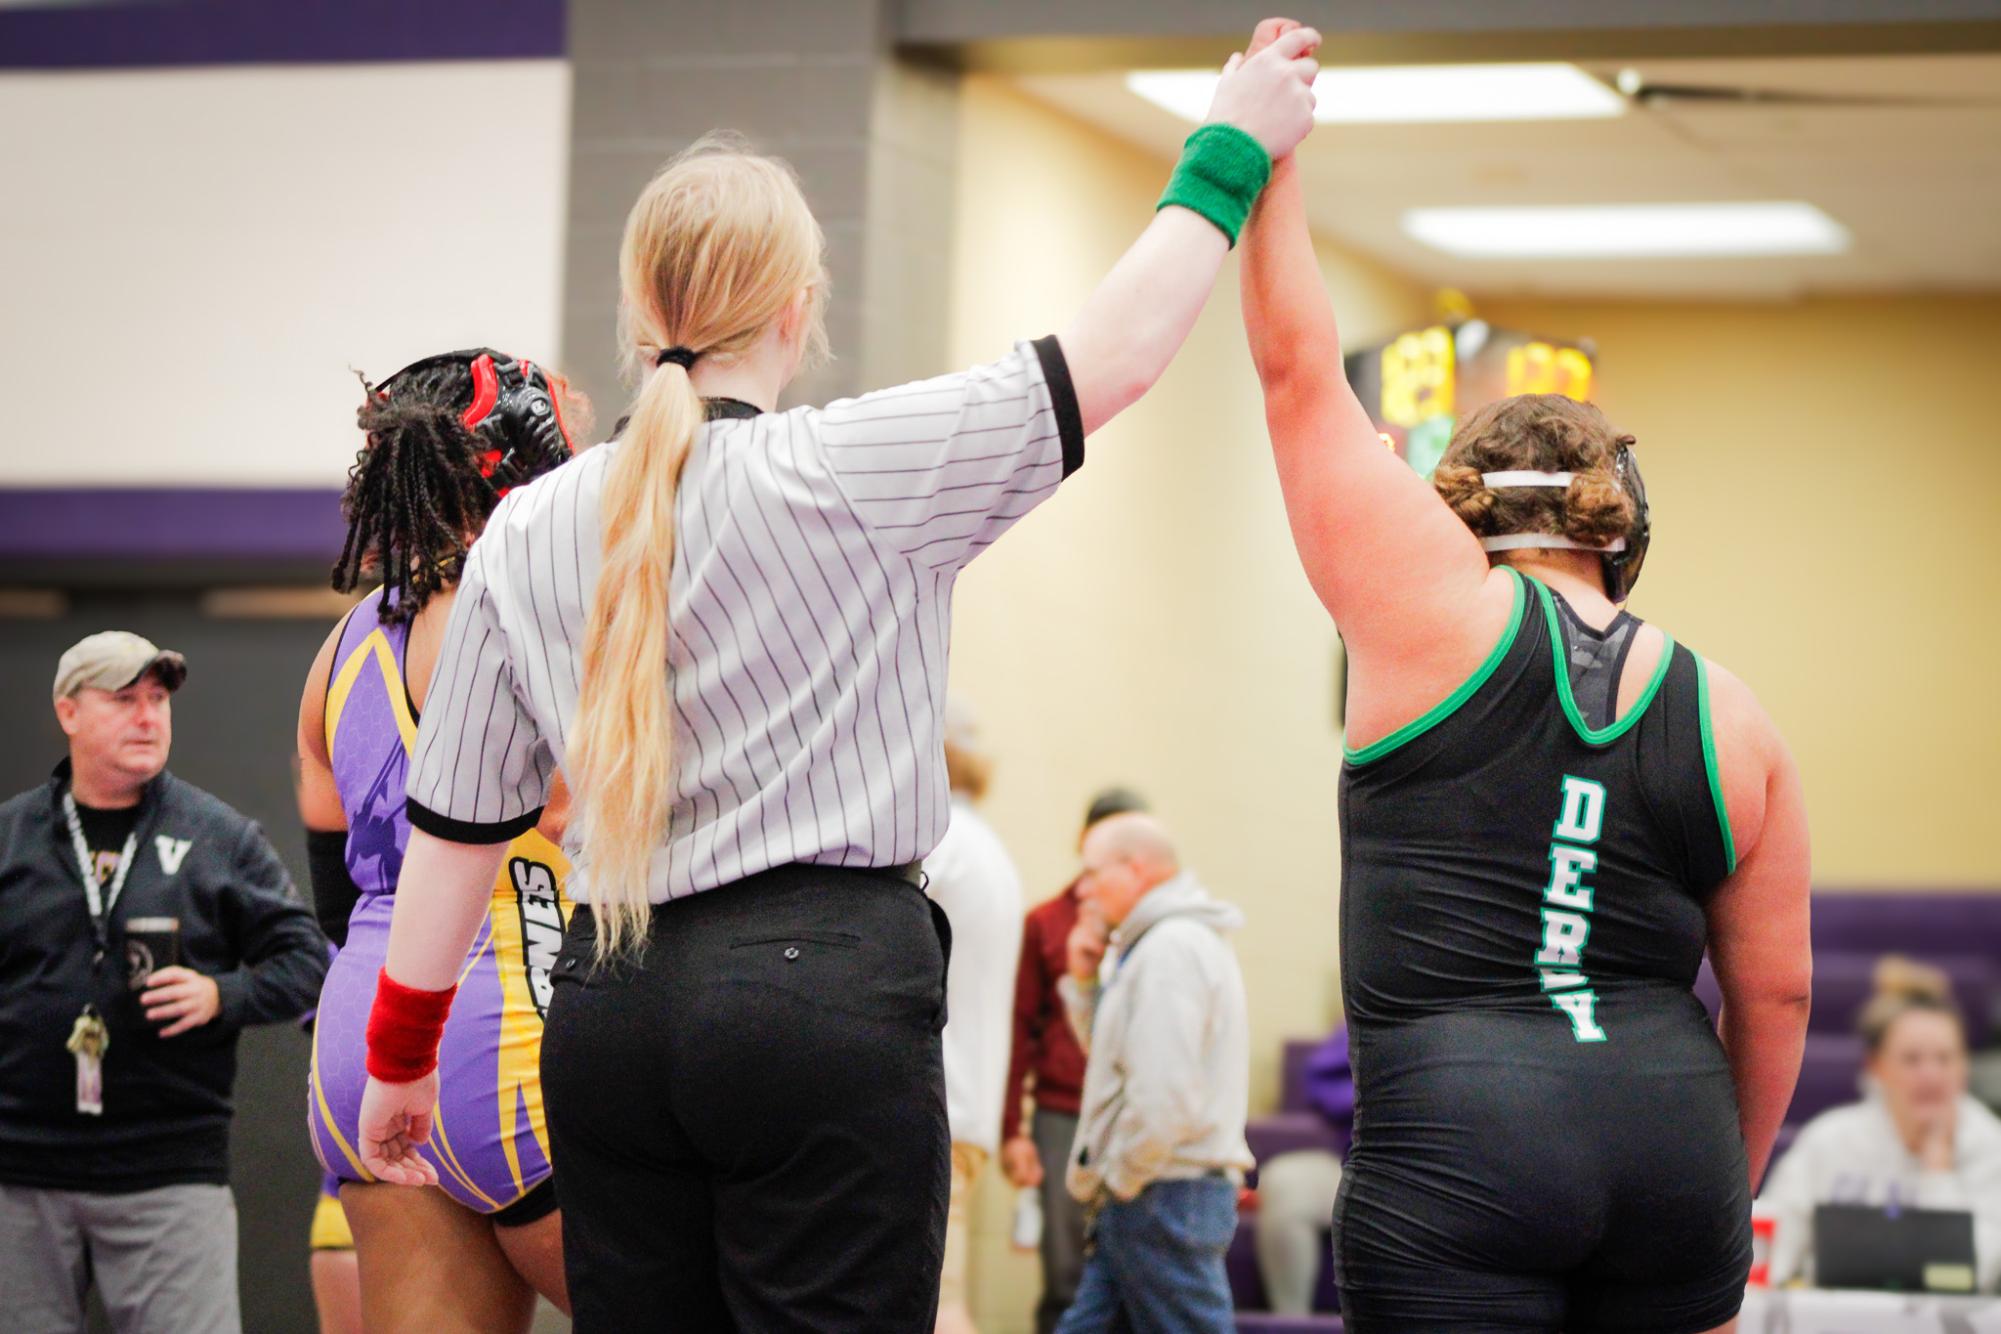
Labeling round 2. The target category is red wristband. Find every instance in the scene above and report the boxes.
[364,968,457,1084]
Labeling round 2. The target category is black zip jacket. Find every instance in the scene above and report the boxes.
[0,761,328,1192]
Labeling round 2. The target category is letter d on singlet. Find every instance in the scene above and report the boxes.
[1553,775,1606,844]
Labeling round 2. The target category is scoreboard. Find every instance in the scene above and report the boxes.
[1344,321,1596,479]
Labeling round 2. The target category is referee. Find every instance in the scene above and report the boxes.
[356,26,1322,1333]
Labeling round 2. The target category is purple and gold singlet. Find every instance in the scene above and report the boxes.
[308,589,568,1214]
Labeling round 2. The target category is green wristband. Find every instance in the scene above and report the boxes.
[1155,123,1273,248]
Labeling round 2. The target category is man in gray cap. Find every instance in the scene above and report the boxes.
[0,631,328,1333]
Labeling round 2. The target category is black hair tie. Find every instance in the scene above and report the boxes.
[656,346,698,370]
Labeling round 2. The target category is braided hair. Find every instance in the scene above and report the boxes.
[331,358,499,625]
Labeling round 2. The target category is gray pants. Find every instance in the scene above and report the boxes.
[1034,1109,1087,1334]
[0,1182,240,1334]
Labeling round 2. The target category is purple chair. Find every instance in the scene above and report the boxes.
[1234,1317,1343,1333]
[1788,1033,1865,1124]
[1693,947,1996,1047]
[1279,1039,1319,1112]
[1809,951,1995,1046]
[1251,1034,1350,1186]
[1248,1113,1345,1170]
[1811,893,2001,968]
[1227,1216,1268,1309]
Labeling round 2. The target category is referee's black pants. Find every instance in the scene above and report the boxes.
[542,864,951,1333]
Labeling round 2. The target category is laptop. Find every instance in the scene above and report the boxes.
[1814,1202,1977,1293]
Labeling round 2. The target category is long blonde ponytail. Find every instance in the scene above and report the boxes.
[568,136,828,957]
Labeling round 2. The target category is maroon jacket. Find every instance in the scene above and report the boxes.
[1002,881,1087,1140]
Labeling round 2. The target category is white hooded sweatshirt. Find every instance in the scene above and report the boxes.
[1059,871,1253,1205]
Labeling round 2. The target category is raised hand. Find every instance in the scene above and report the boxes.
[1246,17,1302,59]
[1206,22,1321,161]
[1066,915,1109,983]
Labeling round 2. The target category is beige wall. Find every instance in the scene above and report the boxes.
[1479,295,2001,889]
[942,77,1431,1330]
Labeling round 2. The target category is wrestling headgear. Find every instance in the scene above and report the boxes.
[1475,439,1651,603]
[372,349,575,495]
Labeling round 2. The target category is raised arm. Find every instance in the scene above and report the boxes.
[818,24,1320,577]
[1703,667,1812,1190]
[1238,149,1494,656]
[1059,24,1321,436]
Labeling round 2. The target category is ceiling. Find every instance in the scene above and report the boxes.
[1011,54,2001,300]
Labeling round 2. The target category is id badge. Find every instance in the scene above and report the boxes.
[66,1008,109,1117]
[74,1050,104,1116]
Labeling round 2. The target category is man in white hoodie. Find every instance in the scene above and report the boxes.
[1054,814,1251,1333]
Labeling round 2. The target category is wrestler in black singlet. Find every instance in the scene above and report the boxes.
[1335,566,1747,1333]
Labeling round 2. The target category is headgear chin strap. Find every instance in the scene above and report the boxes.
[373,348,576,497]
[1475,442,1651,603]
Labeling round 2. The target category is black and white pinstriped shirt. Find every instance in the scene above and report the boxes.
[404,337,1083,902]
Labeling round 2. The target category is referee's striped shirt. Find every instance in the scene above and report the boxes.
[404,337,1083,902]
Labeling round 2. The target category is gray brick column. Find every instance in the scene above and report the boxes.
[562,0,959,423]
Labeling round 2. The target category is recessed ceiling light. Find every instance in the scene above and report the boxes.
[1126,63,1626,125]
[1401,202,1851,258]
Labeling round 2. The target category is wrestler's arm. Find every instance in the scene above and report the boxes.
[297,620,359,945]
[383,829,511,992]
[1059,25,1320,437]
[1238,151,1495,659]
[1704,667,1812,1190]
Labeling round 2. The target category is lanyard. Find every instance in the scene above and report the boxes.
[62,791,137,955]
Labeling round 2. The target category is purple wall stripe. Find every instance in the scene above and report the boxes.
[0,488,347,561]
[0,0,565,70]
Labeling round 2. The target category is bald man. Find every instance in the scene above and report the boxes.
[1054,815,1252,1333]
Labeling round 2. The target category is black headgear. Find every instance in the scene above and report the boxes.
[1475,439,1651,603]
[372,348,575,496]
[1601,442,1650,603]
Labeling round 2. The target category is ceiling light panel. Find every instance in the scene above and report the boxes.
[1126,63,1626,125]
[1401,202,1852,258]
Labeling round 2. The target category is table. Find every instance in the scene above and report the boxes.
[1740,1286,2001,1331]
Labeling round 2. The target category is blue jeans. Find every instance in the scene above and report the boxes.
[1055,1176,1238,1334]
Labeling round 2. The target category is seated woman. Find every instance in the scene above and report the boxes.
[1762,957,2001,1290]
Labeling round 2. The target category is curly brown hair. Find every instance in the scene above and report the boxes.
[1432,394,1635,551]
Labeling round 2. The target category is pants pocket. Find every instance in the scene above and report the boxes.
[1138,1179,1238,1254]
[712,895,940,1032]
[728,930,862,953]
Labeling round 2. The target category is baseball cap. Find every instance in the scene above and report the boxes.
[53,631,189,705]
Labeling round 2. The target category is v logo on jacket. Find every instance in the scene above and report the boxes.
[154,836,192,875]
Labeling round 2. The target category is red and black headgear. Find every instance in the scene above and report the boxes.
[371,348,576,496]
